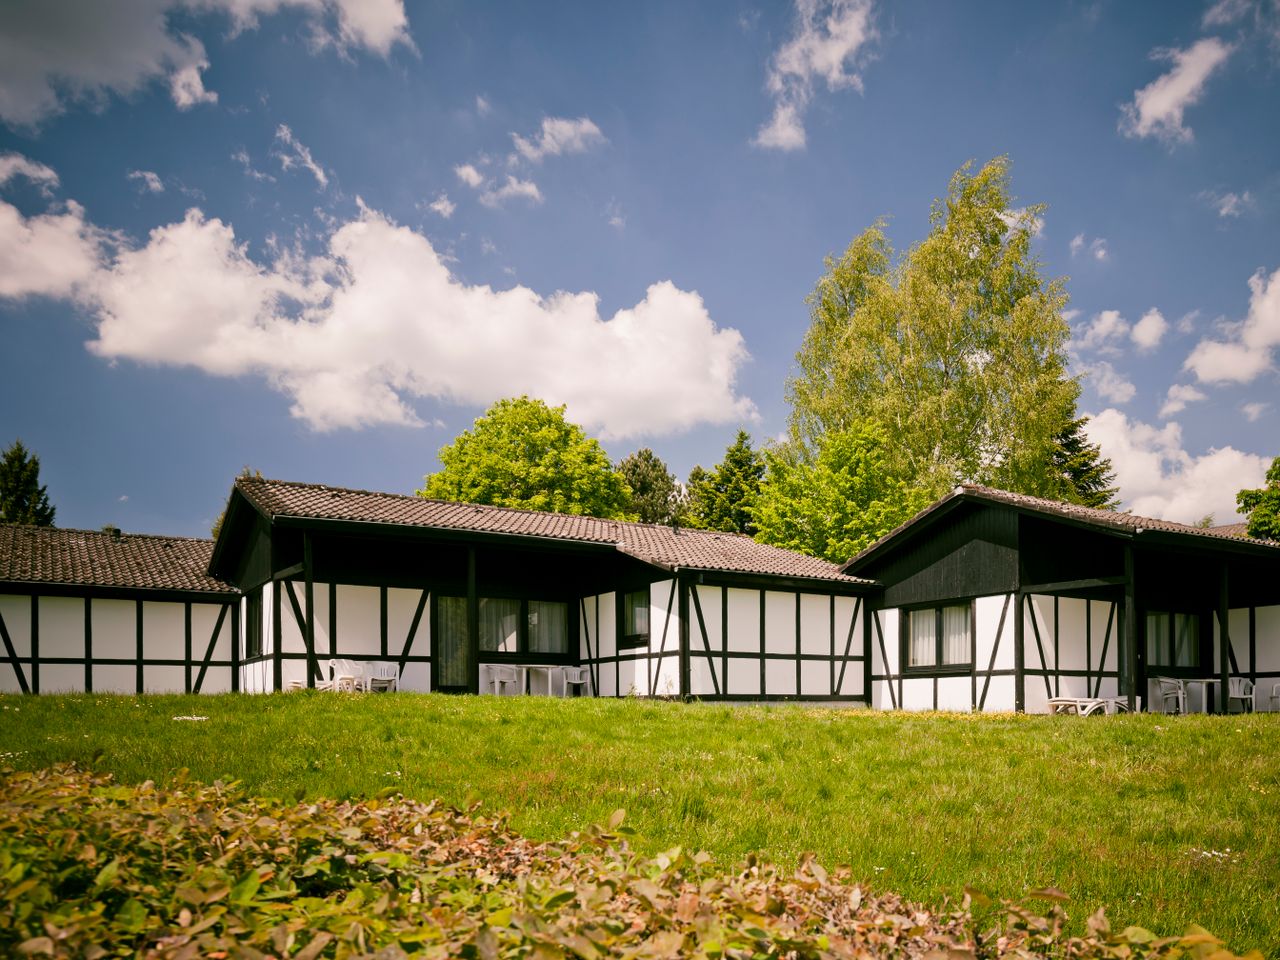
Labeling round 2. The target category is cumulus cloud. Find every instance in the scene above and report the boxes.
[1159,383,1207,417]
[0,179,755,438]
[1069,233,1108,261]
[1084,408,1267,522]
[0,152,59,192]
[1241,401,1268,421]
[1199,188,1255,217]
[1080,360,1136,404]
[272,124,328,189]
[454,163,484,188]
[1074,309,1129,353]
[510,116,606,163]
[1131,308,1168,351]
[479,175,542,209]
[426,192,455,218]
[1203,0,1253,26]
[232,148,275,182]
[1118,38,1234,145]
[1183,264,1280,383]
[753,0,877,151]
[0,0,411,128]
[475,94,491,116]
[128,169,165,193]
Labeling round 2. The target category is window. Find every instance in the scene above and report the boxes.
[620,588,650,648]
[1146,611,1199,669]
[528,601,569,654]
[245,588,263,659]
[479,598,520,653]
[905,603,971,669]
[438,596,570,658]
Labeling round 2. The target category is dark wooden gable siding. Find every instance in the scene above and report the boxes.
[862,504,1018,607]
[1017,515,1127,588]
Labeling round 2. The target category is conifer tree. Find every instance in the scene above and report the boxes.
[0,440,56,526]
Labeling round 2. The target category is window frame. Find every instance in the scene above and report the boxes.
[618,587,651,650]
[245,587,263,660]
[437,593,573,661]
[900,599,974,674]
[1144,609,1202,672]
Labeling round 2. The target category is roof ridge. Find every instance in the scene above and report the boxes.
[1,525,214,545]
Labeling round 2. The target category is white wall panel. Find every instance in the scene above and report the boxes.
[651,654,679,697]
[597,592,617,658]
[309,583,332,657]
[200,667,232,694]
[336,585,382,657]
[0,595,32,657]
[726,588,759,652]
[400,660,431,693]
[40,663,81,692]
[799,594,829,656]
[1224,608,1250,673]
[1024,596,1053,674]
[836,661,863,697]
[764,656,795,695]
[189,603,230,662]
[142,664,184,693]
[800,659,829,696]
[876,610,899,674]
[1094,674,1119,699]
[870,678,893,710]
[597,656,616,697]
[580,596,597,660]
[1056,674,1089,697]
[94,664,136,694]
[899,677,932,711]
[936,677,971,712]
[1057,598,1088,670]
[834,596,859,656]
[1091,601,1117,671]
[1023,673,1051,714]
[982,675,1016,711]
[386,588,424,659]
[1256,606,1280,673]
[974,595,1011,671]
[648,580,676,654]
[764,592,795,655]
[40,596,85,660]
[618,657,641,697]
[92,599,136,660]
[689,655,717,697]
[278,585,305,654]
[726,657,759,696]
[694,586,722,652]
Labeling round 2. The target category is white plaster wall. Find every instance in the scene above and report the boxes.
[579,595,596,661]
[41,663,82,692]
[144,664,185,693]
[618,656,641,697]
[764,655,796,696]
[1024,596,1054,675]
[385,587,424,660]
[189,603,231,662]
[834,596,859,656]
[199,667,232,694]
[651,654,679,697]
[337,586,383,657]
[1057,597,1088,671]
[1223,608,1250,675]
[983,675,1016,711]
[875,609,899,675]
[974,595,1013,672]
[726,588,759,653]
[689,655,717,697]
[899,677,933,711]
[40,596,85,660]
[0,595,32,658]
[1091,601,1118,672]
[92,599,136,660]
[799,593,829,656]
[936,676,971,712]
[1023,673,1051,714]
[401,660,431,693]
[1256,606,1280,673]
[597,592,617,658]
[648,580,677,655]
[800,658,828,696]
[835,660,863,697]
[597,656,617,697]
[764,591,795,655]
[94,664,135,694]
[278,584,305,654]
[694,585,722,652]
[726,657,759,696]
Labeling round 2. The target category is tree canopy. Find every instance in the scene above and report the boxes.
[754,422,932,563]
[787,157,1092,504]
[618,448,681,524]
[0,440,55,526]
[1051,417,1119,510]
[685,431,764,535]
[1237,457,1280,540]
[418,397,632,520]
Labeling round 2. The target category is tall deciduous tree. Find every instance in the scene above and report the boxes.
[1052,416,1119,510]
[0,440,55,526]
[685,431,764,535]
[754,423,932,563]
[1237,457,1280,540]
[787,157,1085,502]
[618,448,681,524]
[418,397,632,520]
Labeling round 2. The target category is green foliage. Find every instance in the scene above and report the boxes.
[0,764,1256,959]
[685,431,764,534]
[1052,416,1120,510]
[787,157,1085,501]
[211,466,263,538]
[1237,457,1280,540]
[618,448,680,524]
[754,424,933,562]
[0,440,55,526]
[418,397,632,520]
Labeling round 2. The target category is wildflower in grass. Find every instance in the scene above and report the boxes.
[171,715,209,722]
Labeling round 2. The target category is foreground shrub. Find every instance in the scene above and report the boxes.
[0,765,1259,958]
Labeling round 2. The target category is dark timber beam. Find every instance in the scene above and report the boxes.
[1123,545,1136,712]
[678,576,690,700]
[1013,592,1025,712]
[1019,576,1127,595]
[466,546,479,695]
[273,562,305,580]
[1218,564,1230,715]
[303,532,316,690]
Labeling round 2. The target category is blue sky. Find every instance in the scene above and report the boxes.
[0,0,1277,536]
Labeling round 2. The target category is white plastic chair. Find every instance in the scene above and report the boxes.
[1227,677,1255,713]
[367,661,399,693]
[1270,683,1280,713]
[562,666,590,698]
[331,658,367,692]
[1156,678,1186,715]
[488,665,524,696]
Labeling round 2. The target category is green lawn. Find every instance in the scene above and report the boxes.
[3,692,1278,954]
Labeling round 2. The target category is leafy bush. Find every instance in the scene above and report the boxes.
[0,765,1260,958]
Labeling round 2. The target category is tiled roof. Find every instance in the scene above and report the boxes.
[235,477,869,585]
[843,483,1278,571]
[0,525,237,595]
[1208,522,1249,538]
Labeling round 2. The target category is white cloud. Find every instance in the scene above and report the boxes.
[1069,233,1108,260]
[475,94,491,116]
[1080,360,1136,404]
[0,0,411,128]
[1074,309,1129,353]
[1200,188,1255,217]
[1203,0,1252,27]
[454,163,484,188]
[510,116,606,163]
[605,199,625,231]
[1131,308,1168,351]
[272,124,328,189]
[1159,383,1207,417]
[128,169,165,193]
[0,152,59,192]
[1241,401,1268,421]
[1084,408,1267,522]
[0,186,754,438]
[753,0,877,151]
[232,148,275,182]
[1118,38,1234,145]
[997,207,1043,237]
[1184,264,1280,383]
[479,175,542,209]
[427,192,455,218]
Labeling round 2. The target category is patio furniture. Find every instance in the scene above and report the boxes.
[1227,677,1255,713]
[1155,677,1187,715]
[331,658,368,692]
[1180,678,1219,714]
[1271,683,1280,712]
[487,664,525,696]
[562,666,590,697]
[367,661,400,693]
[1048,697,1109,716]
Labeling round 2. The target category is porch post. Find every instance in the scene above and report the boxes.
[1218,564,1230,715]
[303,531,316,689]
[466,545,479,694]
[1123,545,1136,712]
[1013,592,1025,712]
[678,574,690,701]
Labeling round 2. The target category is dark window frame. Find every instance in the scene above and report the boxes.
[618,587,650,649]
[900,599,974,675]
[437,593,573,660]
[1144,608,1202,672]
[245,587,263,660]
